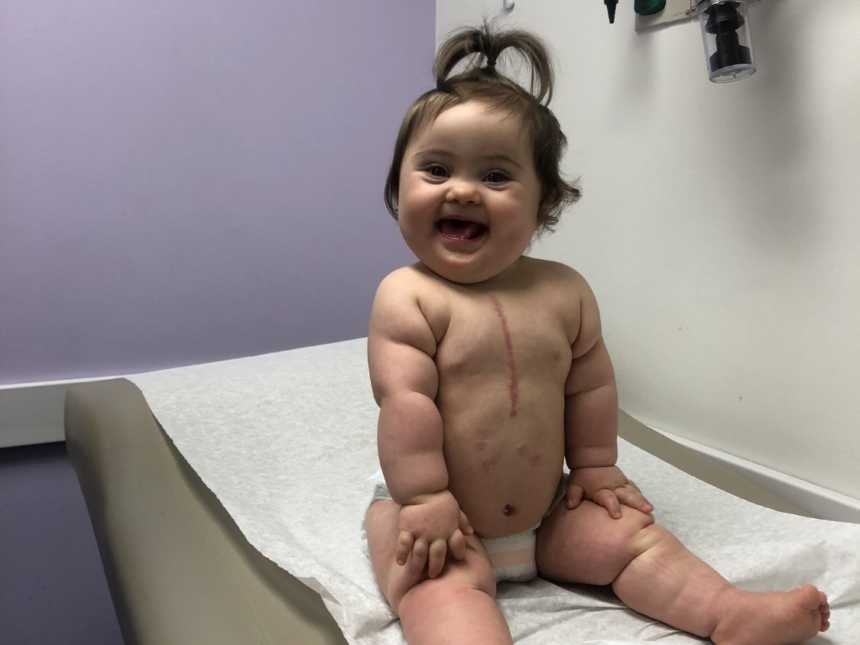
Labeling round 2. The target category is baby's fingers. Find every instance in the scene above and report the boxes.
[615,485,653,514]
[427,539,447,578]
[448,529,467,561]
[593,488,622,519]
[565,483,585,509]
[396,530,414,566]
[411,537,429,573]
[458,510,474,536]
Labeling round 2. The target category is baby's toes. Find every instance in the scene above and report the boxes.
[800,586,830,632]
[819,592,831,631]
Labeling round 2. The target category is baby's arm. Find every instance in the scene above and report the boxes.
[368,271,472,577]
[564,272,653,518]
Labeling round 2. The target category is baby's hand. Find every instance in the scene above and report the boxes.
[396,489,474,578]
[566,466,653,519]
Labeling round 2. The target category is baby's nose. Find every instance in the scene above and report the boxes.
[445,179,481,204]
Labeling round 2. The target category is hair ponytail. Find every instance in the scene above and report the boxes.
[433,23,554,105]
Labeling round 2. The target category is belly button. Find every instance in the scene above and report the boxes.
[502,503,516,516]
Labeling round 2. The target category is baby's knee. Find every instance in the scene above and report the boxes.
[604,507,656,553]
[621,506,656,533]
[398,572,496,618]
[584,508,657,584]
[393,553,496,617]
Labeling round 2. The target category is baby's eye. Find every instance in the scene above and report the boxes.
[423,164,449,179]
[484,170,511,185]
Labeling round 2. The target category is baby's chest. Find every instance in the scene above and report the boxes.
[435,298,573,382]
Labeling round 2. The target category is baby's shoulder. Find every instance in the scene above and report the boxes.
[375,263,447,299]
[376,265,419,293]
[373,264,451,340]
[523,257,591,295]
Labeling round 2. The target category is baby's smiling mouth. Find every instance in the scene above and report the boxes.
[436,217,488,241]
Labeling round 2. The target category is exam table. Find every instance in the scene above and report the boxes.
[64,376,814,645]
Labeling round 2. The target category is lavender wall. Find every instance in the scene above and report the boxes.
[1,0,432,386]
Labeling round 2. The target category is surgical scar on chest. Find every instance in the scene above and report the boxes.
[488,295,519,418]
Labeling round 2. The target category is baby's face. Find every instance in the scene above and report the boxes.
[397,100,541,284]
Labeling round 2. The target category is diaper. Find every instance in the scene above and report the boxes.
[362,471,567,583]
[482,526,539,582]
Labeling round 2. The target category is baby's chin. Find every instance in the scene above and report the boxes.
[418,255,520,285]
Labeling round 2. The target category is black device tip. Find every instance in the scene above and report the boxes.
[605,0,618,24]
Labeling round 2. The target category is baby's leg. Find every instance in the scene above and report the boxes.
[536,500,830,645]
[364,500,512,645]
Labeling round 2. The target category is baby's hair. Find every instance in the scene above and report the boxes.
[384,23,580,233]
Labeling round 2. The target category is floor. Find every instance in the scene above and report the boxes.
[0,442,123,645]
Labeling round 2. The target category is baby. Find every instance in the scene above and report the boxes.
[364,24,830,645]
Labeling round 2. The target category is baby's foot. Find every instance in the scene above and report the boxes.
[711,584,830,645]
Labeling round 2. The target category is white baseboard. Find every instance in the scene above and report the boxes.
[0,375,123,448]
[1,385,68,447]
[653,426,860,524]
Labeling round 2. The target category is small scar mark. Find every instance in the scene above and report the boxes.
[489,295,518,418]
[481,455,499,471]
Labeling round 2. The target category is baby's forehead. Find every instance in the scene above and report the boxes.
[409,101,531,159]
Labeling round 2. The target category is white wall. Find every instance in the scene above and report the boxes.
[437,1,860,500]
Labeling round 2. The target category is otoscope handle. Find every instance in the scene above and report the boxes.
[604,0,618,24]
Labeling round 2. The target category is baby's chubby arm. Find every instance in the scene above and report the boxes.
[563,272,653,518]
[368,271,473,578]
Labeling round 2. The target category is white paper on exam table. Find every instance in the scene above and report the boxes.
[131,338,860,644]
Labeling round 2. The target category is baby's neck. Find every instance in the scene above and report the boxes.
[417,256,531,291]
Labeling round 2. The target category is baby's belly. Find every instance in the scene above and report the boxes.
[441,388,566,538]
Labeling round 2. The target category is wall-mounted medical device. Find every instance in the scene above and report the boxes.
[695,0,755,82]
[605,0,666,24]
[505,0,758,83]
[609,0,759,83]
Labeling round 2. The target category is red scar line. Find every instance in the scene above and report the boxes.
[489,295,518,418]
